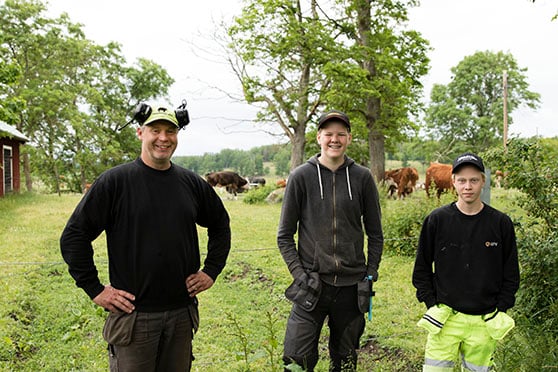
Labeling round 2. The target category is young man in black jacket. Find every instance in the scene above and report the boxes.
[412,152,519,372]
[60,105,231,371]
[277,110,383,371]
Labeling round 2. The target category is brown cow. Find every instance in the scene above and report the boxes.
[425,163,453,198]
[205,171,248,197]
[383,167,419,199]
[276,179,287,188]
[494,170,509,188]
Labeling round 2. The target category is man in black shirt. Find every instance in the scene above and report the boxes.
[412,152,519,372]
[60,104,231,371]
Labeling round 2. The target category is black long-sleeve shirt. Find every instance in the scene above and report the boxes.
[412,202,519,315]
[60,158,231,312]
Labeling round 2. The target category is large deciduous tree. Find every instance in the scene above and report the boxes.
[227,0,333,171]
[0,0,174,193]
[424,50,540,157]
[227,0,429,180]
[324,0,430,181]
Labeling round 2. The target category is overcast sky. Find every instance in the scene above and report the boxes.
[46,0,558,156]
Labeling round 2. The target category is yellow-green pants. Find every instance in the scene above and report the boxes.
[423,311,496,372]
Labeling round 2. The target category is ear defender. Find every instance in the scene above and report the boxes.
[175,100,190,129]
[119,100,190,131]
[133,103,153,125]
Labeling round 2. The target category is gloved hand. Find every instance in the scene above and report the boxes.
[284,271,322,312]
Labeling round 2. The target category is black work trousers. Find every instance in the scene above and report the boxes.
[282,282,365,371]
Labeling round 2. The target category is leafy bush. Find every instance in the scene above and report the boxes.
[243,185,277,204]
[381,194,448,256]
[516,230,558,324]
[484,138,558,370]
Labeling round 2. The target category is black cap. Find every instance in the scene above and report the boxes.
[317,110,351,132]
[452,152,485,173]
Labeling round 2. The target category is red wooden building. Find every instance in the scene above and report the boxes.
[0,121,29,197]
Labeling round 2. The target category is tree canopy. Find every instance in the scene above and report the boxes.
[227,0,430,179]
[424,50,540,158]
[0,0,174,193]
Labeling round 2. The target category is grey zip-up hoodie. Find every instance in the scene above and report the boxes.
[277,155,383,286]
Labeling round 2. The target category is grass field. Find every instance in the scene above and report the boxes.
[0,186,520,371]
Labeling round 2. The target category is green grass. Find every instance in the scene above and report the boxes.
[0,188,523,371]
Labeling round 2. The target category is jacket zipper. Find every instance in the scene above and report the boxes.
[333,172,339,284]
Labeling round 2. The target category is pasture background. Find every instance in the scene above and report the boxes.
[0,181,519,371]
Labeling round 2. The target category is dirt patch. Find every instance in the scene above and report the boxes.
[358,338,418,371]
[225,261,252,282]
[224,262,271,284]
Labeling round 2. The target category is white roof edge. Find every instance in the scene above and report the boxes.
[0,121,30,143]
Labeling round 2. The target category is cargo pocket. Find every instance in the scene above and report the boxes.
[484,310,515,340]
[417,304,452,334]
[102,311,138,346]
[357,279,372,314]
[188,298,200,335]
[285,271,322,312]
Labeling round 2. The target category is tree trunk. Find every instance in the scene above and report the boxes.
[76,134,87,193]
[366,96,384,182]
[368,127,385,183]
[357,0,385,182]
[53,163,61,197]
[23,153,33,192]
[290,123,307,171]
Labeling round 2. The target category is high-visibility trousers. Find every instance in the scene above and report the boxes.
[422,311,497,372]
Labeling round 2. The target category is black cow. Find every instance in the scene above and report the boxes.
[248,176,266,188]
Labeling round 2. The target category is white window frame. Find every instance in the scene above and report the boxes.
[3,145,13,193]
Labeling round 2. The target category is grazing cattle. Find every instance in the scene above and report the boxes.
[494,170,508,188]
[425,163,453,198]
[83,183,92,194]
[383,167,419,199]
[276,179,287,188]
[248,176,266,188]
[205,171,248,197]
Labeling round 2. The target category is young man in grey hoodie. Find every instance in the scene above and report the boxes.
[277,110,383,371]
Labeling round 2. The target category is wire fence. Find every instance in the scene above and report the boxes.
[0,236,417,280]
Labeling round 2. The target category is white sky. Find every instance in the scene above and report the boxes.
[45,0,558,156]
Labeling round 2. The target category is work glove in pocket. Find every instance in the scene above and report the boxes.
[102,311,138,346]
[357,278,373,314]
[285,271,322,312]
[417,304,452,334]
[484,310,515,340]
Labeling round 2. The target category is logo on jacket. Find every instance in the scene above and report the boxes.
[485,241,499,247]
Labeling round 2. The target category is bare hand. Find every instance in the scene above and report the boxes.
[93,285,136,313]
[186,271,214,297]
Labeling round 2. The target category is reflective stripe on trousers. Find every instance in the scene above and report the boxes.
[422,311,496,372]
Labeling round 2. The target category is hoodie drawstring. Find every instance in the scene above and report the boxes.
[316,162,353,201]
[346,167,353,200]
[316,162,324,200]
